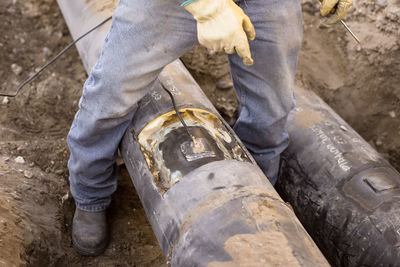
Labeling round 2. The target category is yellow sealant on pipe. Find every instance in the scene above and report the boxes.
[138,108,250,194]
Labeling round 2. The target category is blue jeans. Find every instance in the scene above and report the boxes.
[68,0,303,211]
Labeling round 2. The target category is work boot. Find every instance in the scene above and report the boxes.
[72,207,109,256]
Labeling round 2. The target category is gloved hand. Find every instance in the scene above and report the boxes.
[183,0,255,65]
[319,0,352,28]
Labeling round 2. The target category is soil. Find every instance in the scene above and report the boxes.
[0,0,399,266]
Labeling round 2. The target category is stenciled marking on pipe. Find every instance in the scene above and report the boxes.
[311,126,351,172]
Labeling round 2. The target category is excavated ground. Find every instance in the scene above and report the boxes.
[0,0,398,266]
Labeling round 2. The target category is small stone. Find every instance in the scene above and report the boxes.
[375,139,383,146]
[377,0,387,8]
[389,111,396,118]
[340,125,348,131]
[12,194,21,201]
[43,47,52,56]
[4,157,10,162]
[11,63,23,76]
[216,79,233,90]
[61,192,69,204]
[55,169,63,175]
[23,170,33,179]
[14,156,25,164]
[2,97,9,105]
[206,49,217,56]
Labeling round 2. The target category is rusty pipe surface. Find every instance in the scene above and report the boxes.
[57,0,330,266]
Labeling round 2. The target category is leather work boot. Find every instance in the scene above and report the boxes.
[72,207,109,256]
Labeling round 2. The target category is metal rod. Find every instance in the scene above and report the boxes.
[161,82,196,142]
[0,16,112,97]
[341,20,361,45]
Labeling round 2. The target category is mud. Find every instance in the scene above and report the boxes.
[0,0,399,265]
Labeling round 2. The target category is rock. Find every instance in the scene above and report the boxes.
[12,194,21,201]
[23,170,33,179]
[14,156,25,164]
[2,97,9,105]
[43,47,52,56]
[11,63,23,76]
[61,192,70,204]
[377,0,387,8]
[389,111,396,118]
[216,78,233,90]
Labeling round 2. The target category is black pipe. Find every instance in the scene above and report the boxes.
[120,62,329,266]
[277,86,400,266]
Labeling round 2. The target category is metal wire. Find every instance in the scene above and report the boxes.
[161,83,194,141]
[0,16,112,97]
[2,14,195,143]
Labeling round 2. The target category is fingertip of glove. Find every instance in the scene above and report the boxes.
[320,14,341,29]
[243,57,253,66]
[249,33,256,41]
[319,22,331,29]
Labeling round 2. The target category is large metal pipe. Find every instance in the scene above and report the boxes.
[57,0,330,266]
[278,87,400,266]
[120,63,330,266]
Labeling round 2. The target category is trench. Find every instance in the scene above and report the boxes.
[0,0,399,266]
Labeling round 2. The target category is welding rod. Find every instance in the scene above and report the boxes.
[340,20,361,45]
[318,0,361,45]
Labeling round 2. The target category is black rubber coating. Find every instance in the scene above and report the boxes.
[277,87,400,267]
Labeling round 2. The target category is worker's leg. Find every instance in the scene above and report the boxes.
[68,0,197,212]
[229,0,303,185]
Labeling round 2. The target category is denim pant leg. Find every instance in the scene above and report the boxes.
[68,0,197,212]
[229,0,303,185]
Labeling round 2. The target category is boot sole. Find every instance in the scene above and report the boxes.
[72,236,109,256]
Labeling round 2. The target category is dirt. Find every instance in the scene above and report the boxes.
[0,0,399,266]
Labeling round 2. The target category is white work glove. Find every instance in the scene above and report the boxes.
[319,0,352,28]
[183,0,256,65]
